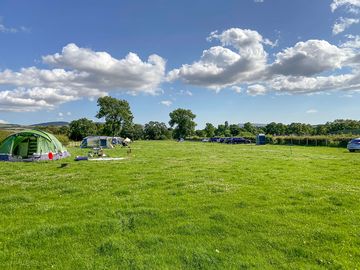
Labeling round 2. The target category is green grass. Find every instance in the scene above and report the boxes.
[0,141,359,269]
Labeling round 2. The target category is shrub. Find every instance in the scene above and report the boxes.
[55,134,70,146]
[0,130,12,142]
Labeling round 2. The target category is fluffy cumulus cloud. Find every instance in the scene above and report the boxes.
[169,28,360,95]
[332,17,359,35]
[168,28,270,90]
[331,0,360,12]
[0,119,8,124]
[0,44,166,111]
[269,40,351,76]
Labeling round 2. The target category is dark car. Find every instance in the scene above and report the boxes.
[230,137,251,144]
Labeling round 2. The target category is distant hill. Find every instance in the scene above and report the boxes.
[31,121,69,127]
[238,123,267,128]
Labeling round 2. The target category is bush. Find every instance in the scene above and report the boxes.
[0,130,12,142]
[55,134,70,146]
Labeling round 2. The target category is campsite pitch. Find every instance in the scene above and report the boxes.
[0,141,359,269]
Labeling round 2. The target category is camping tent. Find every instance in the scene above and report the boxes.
[80,136,114,148]
[0,130,70,161]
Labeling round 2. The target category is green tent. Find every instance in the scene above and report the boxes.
[0,130,70,161]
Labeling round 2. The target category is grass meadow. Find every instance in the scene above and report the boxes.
[0,141,359,269]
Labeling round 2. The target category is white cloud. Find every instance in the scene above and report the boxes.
[231,86,242,93]
[43,43,166,92]
[0,119,8,124]
[254,0,264,2]
[0,24,17,33]
[0,43,166,111]
[58,112,63,117]
[269,40,351,76]
[331,0,360,12]
[332,17,359,35]
[247,84,267,96]
[0,18,29,34]
[160,100,172,107]
[268,73,360,94]
[179,89,193,96]
[66,111,72,116]
[170,28,360,96]
[306,109,318,114]
[341,35,360,48]
[168,28,270,90]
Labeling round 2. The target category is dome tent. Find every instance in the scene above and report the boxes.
[0,130,70,161]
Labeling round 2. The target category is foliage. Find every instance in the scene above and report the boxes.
[37,125,70,136]
[229,124,241,136]
[96,96,133,136]
[55,134,70,146]
[0,141,359,269]
[68,118,97,141]
[195,130,205,137]
[263,119,360,136]
[204,123,216,137]
[0,130,12,142]
[243,122,256,134]
[169,108,196,139]
[144,121,171,140]
[267,135,354,147]
[132,124,145,140]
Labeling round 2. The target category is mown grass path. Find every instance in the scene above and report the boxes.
[0,141,359,269]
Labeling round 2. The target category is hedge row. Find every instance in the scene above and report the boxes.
[266,135,355,148]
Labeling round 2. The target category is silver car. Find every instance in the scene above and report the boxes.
[347,138,360,152]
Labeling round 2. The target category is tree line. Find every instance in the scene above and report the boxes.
[39,96,360,141]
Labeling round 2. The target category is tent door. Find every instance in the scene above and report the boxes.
[100,139,107,147]
[27,137,38,157]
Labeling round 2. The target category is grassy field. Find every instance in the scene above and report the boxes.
[0,141,359,269]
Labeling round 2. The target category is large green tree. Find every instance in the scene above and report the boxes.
[229,124,241,136]
[204,123,216,137]
[96,96,133,136]
[169,109,196,139]
[69,118,97,141]
[144,121,170,140]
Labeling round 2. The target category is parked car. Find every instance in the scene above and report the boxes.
[347,138,360,152]
[230,137,251,144]
[209,137,219,143]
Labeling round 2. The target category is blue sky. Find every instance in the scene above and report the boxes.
[0,0,359,128]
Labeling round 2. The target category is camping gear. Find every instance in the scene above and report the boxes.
[75,156,88,161]
[256,134,266,145]
[88,157,125,161]
[74,156,125,161]
[0,129,70,161]
[80,136,114,148]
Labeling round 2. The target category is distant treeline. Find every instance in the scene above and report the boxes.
[35,118,360,142]
[1,96,359,147]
